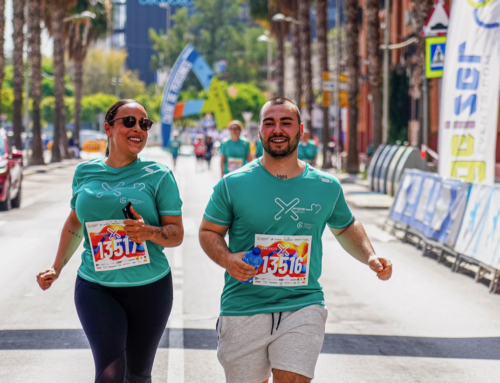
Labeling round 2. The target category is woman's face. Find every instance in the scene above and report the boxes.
[229,124,241,140]
[105,103,148,156]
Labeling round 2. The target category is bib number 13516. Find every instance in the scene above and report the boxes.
[86,219,150,272]
[261,255,304,275]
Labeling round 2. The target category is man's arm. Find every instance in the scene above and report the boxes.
[199,218,257,281]
[330,219,392,280]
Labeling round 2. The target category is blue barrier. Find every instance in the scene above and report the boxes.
[390,169,417,222]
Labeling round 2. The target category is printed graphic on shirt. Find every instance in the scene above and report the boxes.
[253,234,311,286]
[274,198,322,221]
[86,219,150,272]
[96,182,146,198]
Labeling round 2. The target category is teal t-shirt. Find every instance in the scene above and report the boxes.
[255,140,264,157]
[204,159,354,316]
[169,137,181,155]
[220,137,250,174]
[71,157,182,287]
[298,139,318,162]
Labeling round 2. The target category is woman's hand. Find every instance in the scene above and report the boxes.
[37,268,60,291]
[124,206,153,243]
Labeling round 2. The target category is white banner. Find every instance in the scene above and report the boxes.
[438,0,500,185]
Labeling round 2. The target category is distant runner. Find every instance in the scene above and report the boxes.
[205,135,214,170]
[37,99,184,383]
[199,97,392,383]
[220,120,251,177]
[194,134,206,171]
[169,131,182,169]
[297,130,318,166]
[254,138,264,159]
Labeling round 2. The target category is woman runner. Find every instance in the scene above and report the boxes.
[36,99,184,383]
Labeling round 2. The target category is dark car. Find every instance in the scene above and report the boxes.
[0,131,23,210]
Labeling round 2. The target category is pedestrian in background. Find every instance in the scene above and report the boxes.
[169,131,182,169]
[298,130,318,166]
[220,120,251,177]
[36,99,184,383]
[205,135,214,170]
[254,137,264,159]
[194,134,206,171]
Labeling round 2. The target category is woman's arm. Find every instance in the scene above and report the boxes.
[220,154,226,178]
[124,206,184,248]
[37,210,83,290]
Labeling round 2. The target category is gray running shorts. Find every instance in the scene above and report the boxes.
[216,304,327,383]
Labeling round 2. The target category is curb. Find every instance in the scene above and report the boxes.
[22,159,82,177]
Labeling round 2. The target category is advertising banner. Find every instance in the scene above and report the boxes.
[390,170,415,223]
[437,1,500,184]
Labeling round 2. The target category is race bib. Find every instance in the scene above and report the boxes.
[86,219,150,272]
[253,234,311,286]
[227,157,243,172]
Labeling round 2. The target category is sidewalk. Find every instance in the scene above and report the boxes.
[329,170,394,210]
[22,159,82,177]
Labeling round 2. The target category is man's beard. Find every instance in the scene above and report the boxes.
[262,131,301,159]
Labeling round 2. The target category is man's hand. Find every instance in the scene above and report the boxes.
[368,255,392,280]
[223,252,257,282]
[124,206,152,243]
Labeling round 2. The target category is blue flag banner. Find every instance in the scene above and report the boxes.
[390,169,417,223]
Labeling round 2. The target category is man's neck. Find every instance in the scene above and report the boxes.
[260,152,305,181]
[231,136,239,142]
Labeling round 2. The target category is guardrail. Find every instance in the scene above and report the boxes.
[385,169,500,294]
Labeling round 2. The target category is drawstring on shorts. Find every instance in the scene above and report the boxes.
[271,312,282,335]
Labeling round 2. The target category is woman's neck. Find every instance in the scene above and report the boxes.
[105,152,138,168]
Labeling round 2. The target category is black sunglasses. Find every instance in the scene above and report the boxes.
[107,116,154,131]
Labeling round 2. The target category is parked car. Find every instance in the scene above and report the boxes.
[0,130,23,211]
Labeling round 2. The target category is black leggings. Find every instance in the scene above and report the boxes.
[75,273,173,383]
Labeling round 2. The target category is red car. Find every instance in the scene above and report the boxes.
[0,131,23,210]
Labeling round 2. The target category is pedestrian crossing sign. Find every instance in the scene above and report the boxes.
[425,36,447,78]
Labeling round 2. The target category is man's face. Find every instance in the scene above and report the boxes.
[259,103,303,159]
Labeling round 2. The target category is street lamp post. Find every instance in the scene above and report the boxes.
[257,33,273,98]
[111,77,122,98]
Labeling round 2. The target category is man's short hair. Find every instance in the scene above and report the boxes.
[259,97,301,127]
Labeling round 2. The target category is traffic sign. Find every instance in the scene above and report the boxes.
[425,36,447,78]
[322,91,350,107]
[421,0,449,37]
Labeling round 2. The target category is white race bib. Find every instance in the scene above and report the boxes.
[253,234,312,286]
[86,219,150,272]
[227,157,243,172]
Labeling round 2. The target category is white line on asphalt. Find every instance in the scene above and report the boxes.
[167,243,185,383]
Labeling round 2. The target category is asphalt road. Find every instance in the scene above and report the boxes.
[0,147,499,382]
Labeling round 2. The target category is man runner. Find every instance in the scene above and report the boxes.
[199,97,392,383]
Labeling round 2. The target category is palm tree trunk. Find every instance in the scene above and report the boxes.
[73,55,83,150]
[316,0,331,169]
[345,0,360,174]
[12,0,25,151]
[275,21,285,97]
[29,0,44,165]
[299,0,313,135]
[366,0,382,150]
[0,0,6,117]
[291,0,301,106]
[50,5,65,163]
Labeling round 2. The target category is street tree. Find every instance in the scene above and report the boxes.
[68,0,113,149]
[12,0,25,151]
[290,0,301,106]
[366,0,382,151]
[29,0,45,165]
[0,0,5,118]
[299,0,313,134]
[316,0,331,169]
[345,0,360,173]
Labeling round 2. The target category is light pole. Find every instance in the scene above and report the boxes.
[159,3,171,31]
[111,77,122,98]
[257,32,273,98]
[382,0,390,144]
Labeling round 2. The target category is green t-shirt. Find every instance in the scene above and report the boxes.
[255,140,264,157]
[204,159,354,316]
[71,157,182,287]
[169,137,181,155]
[298,139,318,162]
[220,137,250,174]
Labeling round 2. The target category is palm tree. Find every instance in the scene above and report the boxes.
[12,0,25,151]
[47,0,77,162]
[0,0,6,118]
[366,0,382,150]
[299,0,313,134]
[345,0,360,173]
[316,0,331,168]
[290,0,301,105]
[29,0,45,165]
[68,0,112,150]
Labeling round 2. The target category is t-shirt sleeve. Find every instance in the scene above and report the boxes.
[155,170,183,216]
[312,144,318,157]
[245,141,250,155]
[203,178,233,226]
[70,169,79,210]
[220,141,226,156]
[326,184,354,229]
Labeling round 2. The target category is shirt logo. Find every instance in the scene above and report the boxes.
[274,198,322,221]
[97,182,146,198]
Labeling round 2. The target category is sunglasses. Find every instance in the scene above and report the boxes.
[107,116,154,131]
